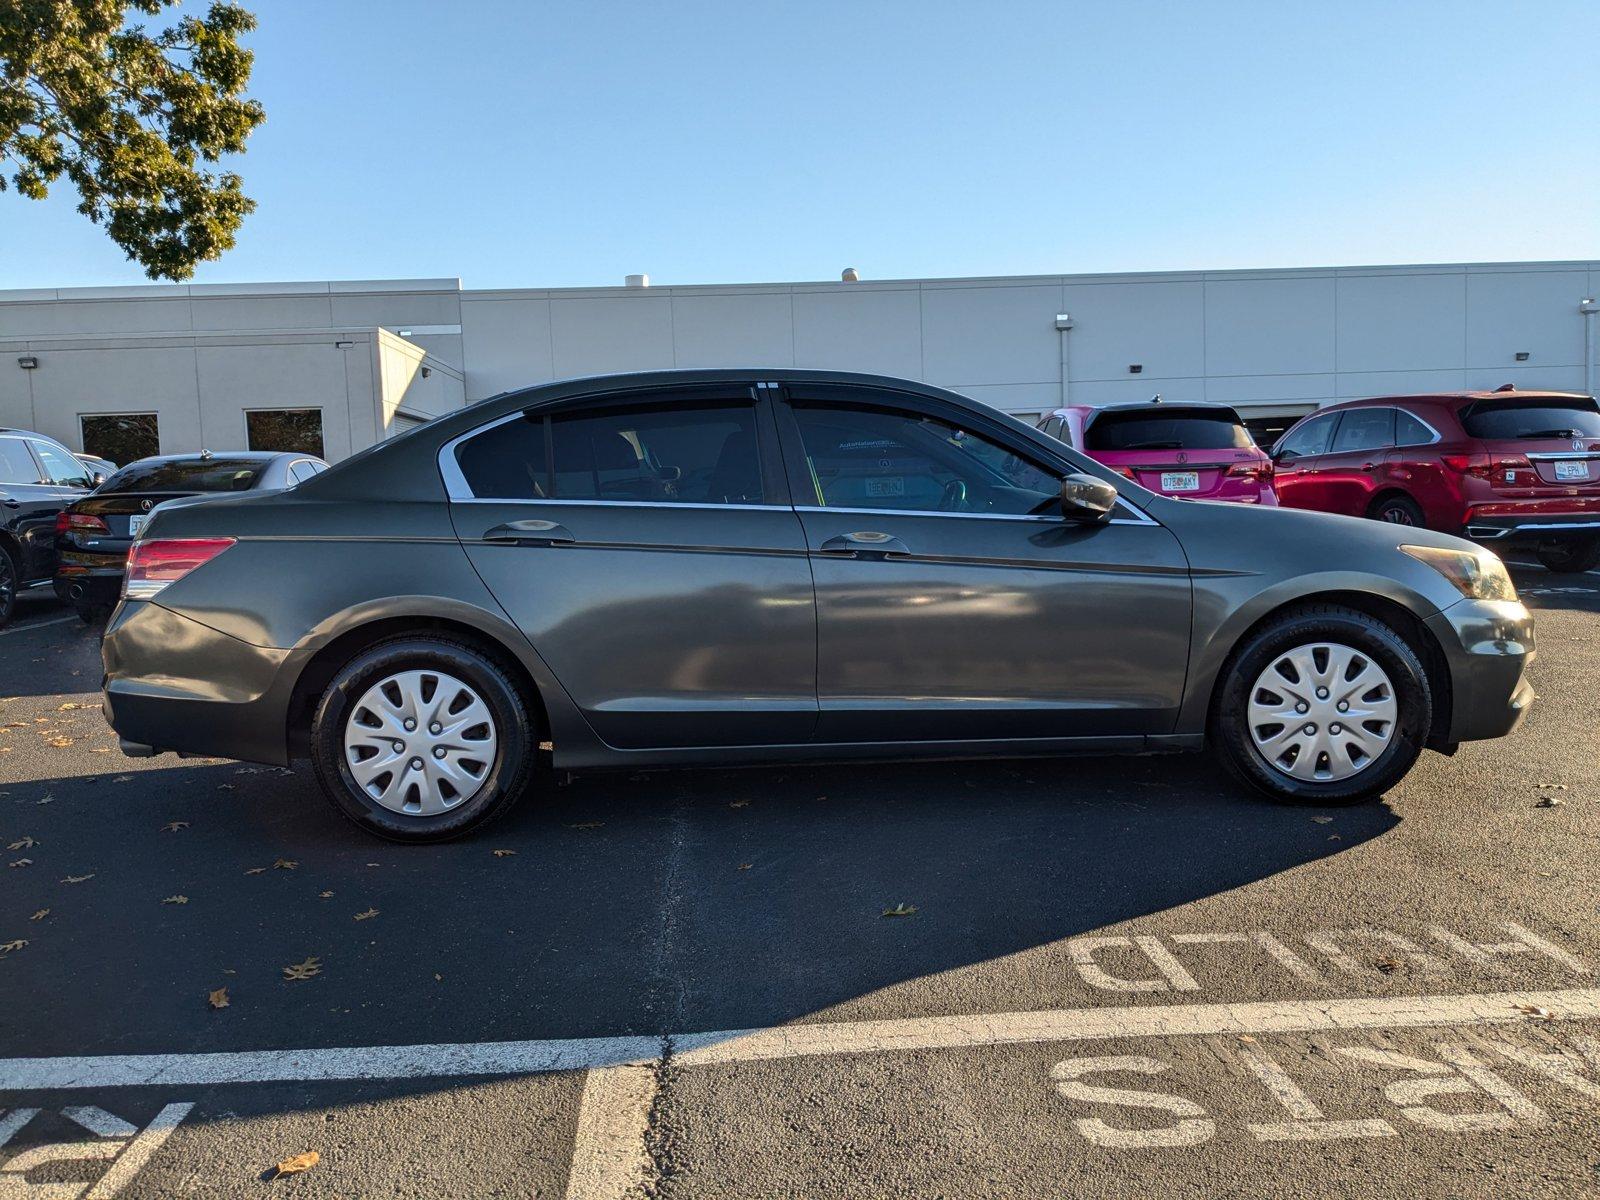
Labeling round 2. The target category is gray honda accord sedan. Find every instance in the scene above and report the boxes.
[102,370,1535,841]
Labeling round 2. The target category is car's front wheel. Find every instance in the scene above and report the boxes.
[310,636,536,842]
[1535,537,1600,574]
[1211,605,1432,805]
[0,544,16,629]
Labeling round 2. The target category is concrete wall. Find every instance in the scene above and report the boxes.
[459,261,1600,416]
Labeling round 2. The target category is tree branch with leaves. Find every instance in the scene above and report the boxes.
[0,0,265,279]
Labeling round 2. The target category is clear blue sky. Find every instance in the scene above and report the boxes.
[2,0,1597,290]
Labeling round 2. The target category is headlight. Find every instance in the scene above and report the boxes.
[1400,544,1518,602]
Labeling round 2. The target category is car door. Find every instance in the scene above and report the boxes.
[445,384,819,749]
[1270,412,1339,510]
[0,436,65,582]
[773,384,1192,744]
[1315,407,1396,516]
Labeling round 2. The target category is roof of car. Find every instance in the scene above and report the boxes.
[118,451,291,465]
[1330,389,1593,408]
[1044,401,1241,419]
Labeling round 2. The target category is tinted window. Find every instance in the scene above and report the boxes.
[0,440,39,485]
[101,459,265,493]
[30,440,93,488]
[455,415,549,499]
[288,460,318,485]
[1330,407,1394,453]
[791,405,1061,516]
[1459,397,1600,440]
[81,413,158,465]
[1275,413,1336,459]
[1085,409,1254,452]
[1395,410,1435,447]
[551,404,763,504]
[247,409,325,457]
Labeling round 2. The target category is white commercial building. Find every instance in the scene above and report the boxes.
[2,259,1597,464]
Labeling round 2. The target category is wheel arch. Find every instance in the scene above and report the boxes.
[1365,488,1420,519]
[1202,588,1453,752]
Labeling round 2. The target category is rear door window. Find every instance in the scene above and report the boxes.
[0,439,40,485]
[1330,407,1395,454]
[1085,409,1254,452]
[1460,397,1600,440]
[1275,413,1337,459]
[550,403,764,504]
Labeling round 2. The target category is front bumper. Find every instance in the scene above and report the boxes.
[1424,597,1536,744]
[101,600,293,765]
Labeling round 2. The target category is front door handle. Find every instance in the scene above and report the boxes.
[818,531,910,559]
[481,519,575,546]
[1,498,18,509]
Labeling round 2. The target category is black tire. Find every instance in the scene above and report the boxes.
[0,544,16,630]
[74,602,106,625]
[1210,604,1432,806]
[1368,493,1424,527]
[1535,537,1600,574]
[309,636,537,842]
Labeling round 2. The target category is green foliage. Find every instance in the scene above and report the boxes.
[0,1,265,279]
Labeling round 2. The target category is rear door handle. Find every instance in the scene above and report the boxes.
[482,519,575,545]
[818,531,910,559]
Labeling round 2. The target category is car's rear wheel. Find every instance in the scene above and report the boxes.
[310,637,536,842]
[1369,494,1424,527]
[1211,604,1431,805]
[1534,537,1600,574]
[0,545,16,629]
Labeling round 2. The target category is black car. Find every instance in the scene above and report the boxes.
[0,429,98,627]
[56,450,329,621]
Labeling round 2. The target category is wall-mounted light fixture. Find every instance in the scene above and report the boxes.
[1128,364,1143,374]
[421,366,432,379]
[334,340,353,350]
[16,355,38,370]
[1515,351,1530,361]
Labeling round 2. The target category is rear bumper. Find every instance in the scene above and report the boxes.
[1424,598,1536,744]
[101,600,292,765]
[1464,500,1600,544]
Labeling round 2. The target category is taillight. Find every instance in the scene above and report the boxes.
[1114,466,1138,480]
[1226,461,1274,482]
[123,538,235,600]
[1442,453,1493,478]
[55,511,109,535]
[1490,454,1533,483]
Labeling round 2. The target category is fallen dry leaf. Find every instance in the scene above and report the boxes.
[273,858,298,870]
[29,909,48,921]
[270,1151,319,1177]
[492,849,516,858]
[737,863,753,871]
[162,821,190,832]
[1311,815,1333,824]
[1375,957,1403,974]
[57,702,85,711]
[1518,1004,1554,1020]
[208,987,230,1010]
[217,783,234,791]
[283,956,322,981]
[353,908,379,921]
[90,747,113,754]
[1237,1034,1257,1044]
[112,776,134,784]
[1535,796,1565,808]
[319,890,334,899]
[881,903,918,918]
[245,867,267,875]
[1537,782,1569,790]
[7,836,37,850]
[61,874,94,884]
[44,737,73,748]
[729,799,750,809]
[8,859,31,868]
[162,895,189,905]
[36,794,54,805]
[0,939,26,954]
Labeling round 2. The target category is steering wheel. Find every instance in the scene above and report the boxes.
[937,478,968,512]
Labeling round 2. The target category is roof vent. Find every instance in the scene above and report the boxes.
[840,267,860,282]
[625,274,649,288]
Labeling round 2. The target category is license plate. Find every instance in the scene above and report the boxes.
[1160,471,1200,492]
[865,477,905,498]
[1555,461,1589,482]
[127,514,145,538]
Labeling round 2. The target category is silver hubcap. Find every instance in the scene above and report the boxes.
[1247,643,1398,783]
[343,669,497,816]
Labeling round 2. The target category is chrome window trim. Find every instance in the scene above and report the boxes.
[1392,407,1443,448]
[793,501,1158,527]
[447,496,781,512]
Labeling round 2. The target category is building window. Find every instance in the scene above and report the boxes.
[80,413,159,467]
[246,409,324,457]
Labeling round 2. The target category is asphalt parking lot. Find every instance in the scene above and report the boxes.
[1,564,1598,1198]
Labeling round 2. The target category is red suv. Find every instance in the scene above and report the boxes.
[1036,400,1277,505]
[1272,387,1600,572]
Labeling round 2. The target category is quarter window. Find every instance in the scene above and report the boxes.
[1330,408,1395,454]
[1394,410,1435,447]
[790,404,1061,516]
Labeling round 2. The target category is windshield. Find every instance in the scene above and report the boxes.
[1460,397,1600,441]
[100,458,266,493]
[1086,409,1255,452]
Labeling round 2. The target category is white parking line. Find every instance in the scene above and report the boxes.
[2,988,1598,1091]
[0,615,77,637]
[563,1065,658,1200]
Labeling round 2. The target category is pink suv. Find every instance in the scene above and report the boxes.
[1036,400,1276,504]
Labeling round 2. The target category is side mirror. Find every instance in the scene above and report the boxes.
[1058,473,1118,525]
[90,472,107,488]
